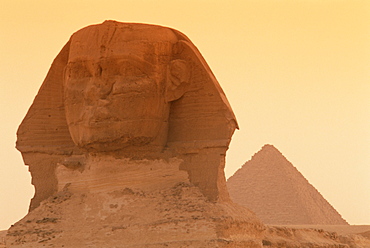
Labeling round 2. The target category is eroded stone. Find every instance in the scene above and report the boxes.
[16,21,238,210]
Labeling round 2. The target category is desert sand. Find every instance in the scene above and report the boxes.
[263,225,370,247]
[274,225,370,237]
[3,224,370,247]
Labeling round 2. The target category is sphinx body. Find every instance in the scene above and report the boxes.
[7,21,264,247]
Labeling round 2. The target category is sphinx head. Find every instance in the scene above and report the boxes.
[63,22,190,154]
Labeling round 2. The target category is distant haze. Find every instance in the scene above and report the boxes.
[0,0,369,230]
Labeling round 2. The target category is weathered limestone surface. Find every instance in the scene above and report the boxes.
[227,144,348,225]
[6,157,263,247]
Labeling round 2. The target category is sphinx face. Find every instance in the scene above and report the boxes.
[64,42,171,153]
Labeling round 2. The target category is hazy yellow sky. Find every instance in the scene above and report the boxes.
[1,0,369,229]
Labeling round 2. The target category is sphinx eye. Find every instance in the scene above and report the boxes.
[66,62,92,79]
[119,62,146,77]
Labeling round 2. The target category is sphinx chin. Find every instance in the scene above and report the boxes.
[78,136,157,153]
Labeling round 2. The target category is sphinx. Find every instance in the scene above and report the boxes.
[10,21,264,247]
[17,20,238,210]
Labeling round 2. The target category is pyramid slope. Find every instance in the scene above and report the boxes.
[227,144,348,225]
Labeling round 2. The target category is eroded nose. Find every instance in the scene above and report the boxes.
[96,80,113,99]
[84,79,114,104]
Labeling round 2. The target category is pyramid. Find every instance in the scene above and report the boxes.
[227,144,348,225]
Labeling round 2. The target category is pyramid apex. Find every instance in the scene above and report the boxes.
[261,144,278,150]
[253,144,283,159]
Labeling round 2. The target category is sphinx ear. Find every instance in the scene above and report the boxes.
[165,59,190,102]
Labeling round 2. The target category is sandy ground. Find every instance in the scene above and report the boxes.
[1,225,369,247]
[271,225,370,236]
[2,225,370,236]
[2,225,369,236]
